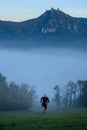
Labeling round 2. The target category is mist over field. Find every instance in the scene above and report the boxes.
[0,45,87,99]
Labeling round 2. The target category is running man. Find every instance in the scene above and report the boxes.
[40,94,49,114]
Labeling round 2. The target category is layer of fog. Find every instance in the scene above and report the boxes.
[0,47,87,100]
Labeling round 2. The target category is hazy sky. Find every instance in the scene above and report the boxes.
[0,0,87,21]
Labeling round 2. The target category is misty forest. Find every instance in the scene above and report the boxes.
[0,72,87,111]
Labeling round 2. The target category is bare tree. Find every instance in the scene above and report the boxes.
[53,85,61,109]
[63,81,77,108]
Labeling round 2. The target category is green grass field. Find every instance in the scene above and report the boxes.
[0,109,87,130]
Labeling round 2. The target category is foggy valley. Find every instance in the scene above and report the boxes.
[0,45,87,100]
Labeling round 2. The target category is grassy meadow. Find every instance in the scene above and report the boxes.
[0,109,87,130]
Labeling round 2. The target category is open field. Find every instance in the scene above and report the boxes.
[0,109,87,130]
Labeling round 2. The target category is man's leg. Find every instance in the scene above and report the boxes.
[42,106,46,114]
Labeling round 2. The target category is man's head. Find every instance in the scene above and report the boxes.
[44,94,46,97]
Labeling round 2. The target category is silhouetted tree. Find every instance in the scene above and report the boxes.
[20,83,36,110]
[63,81,77,108]
[77,80,87,107]
[0,73,8,110]
[53,85,61,109]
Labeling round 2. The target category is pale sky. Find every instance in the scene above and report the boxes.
[0,0,87,21]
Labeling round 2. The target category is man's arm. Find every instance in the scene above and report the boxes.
[40,97,43,103]
[47,97,49,103]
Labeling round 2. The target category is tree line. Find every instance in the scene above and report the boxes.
[54,80,87,109]
[0,73,87,111]
[0,73,36,110]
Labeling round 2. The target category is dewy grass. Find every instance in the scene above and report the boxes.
[0,109,87,130]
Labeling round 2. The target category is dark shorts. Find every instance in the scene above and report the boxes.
[42,103,47,109]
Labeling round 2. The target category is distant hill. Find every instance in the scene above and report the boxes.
[0,8,87,48]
